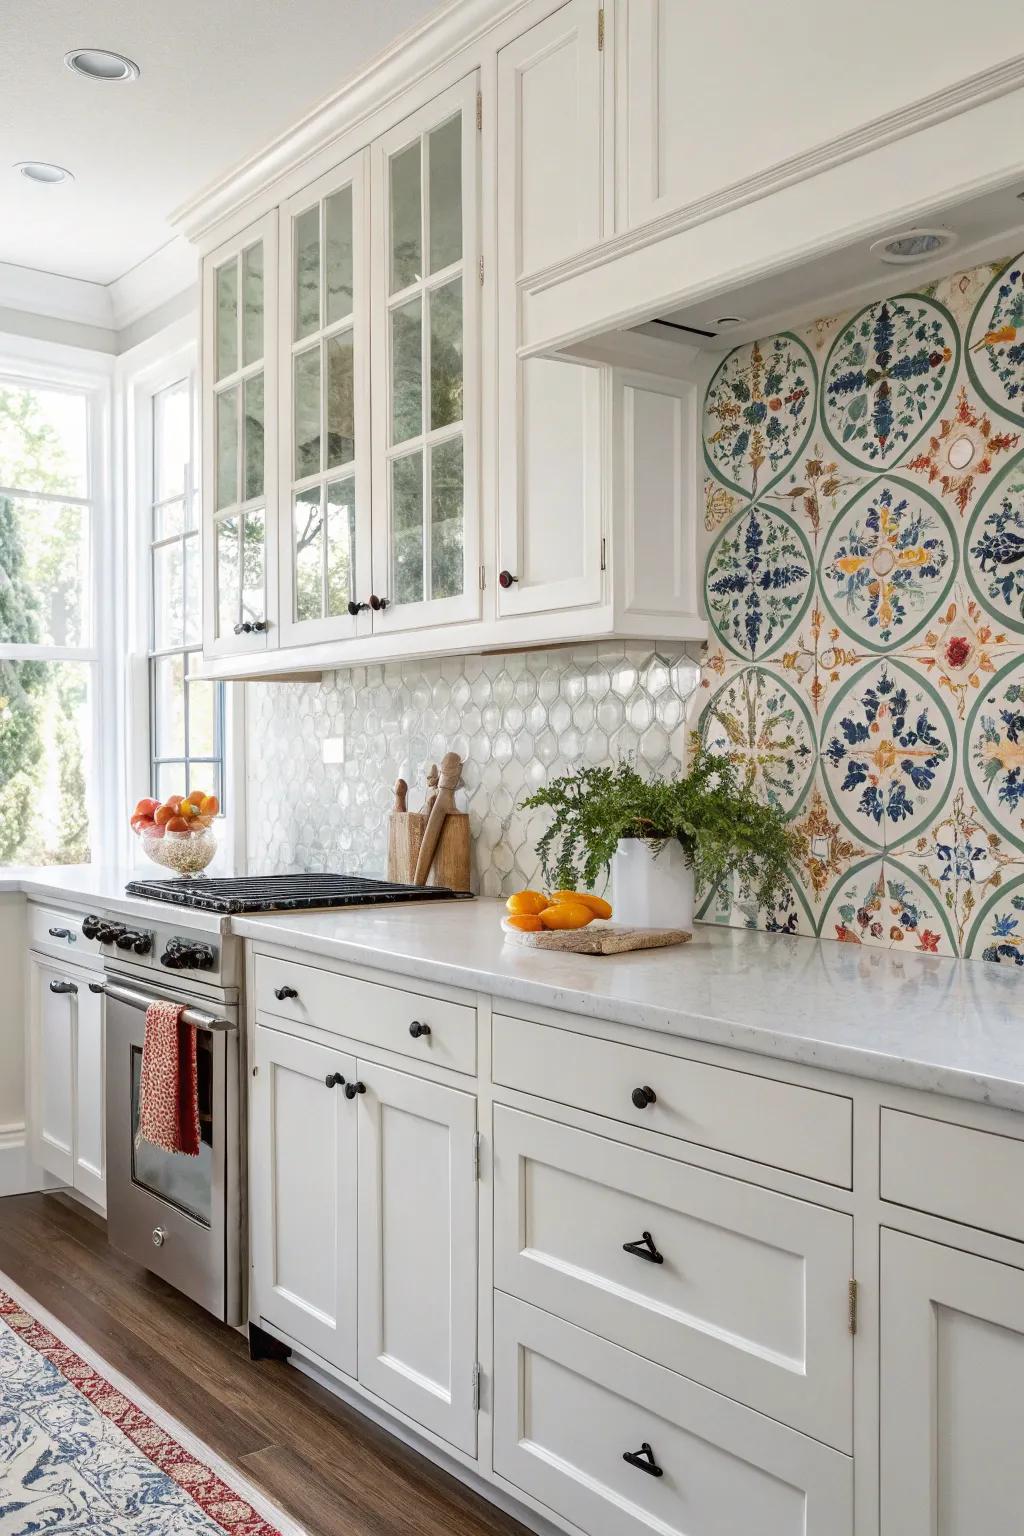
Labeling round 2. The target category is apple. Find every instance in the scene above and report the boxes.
[133,797,160,818]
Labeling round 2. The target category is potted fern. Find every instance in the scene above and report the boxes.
[520,750,796,928]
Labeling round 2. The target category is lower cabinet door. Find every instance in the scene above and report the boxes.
[28,954,76,1182]
[881,1229,1024,1535]
[357,1062,478,1453]
[493,1294,852,1536]
[73,976,105,1207]
[250,1025,357,1374]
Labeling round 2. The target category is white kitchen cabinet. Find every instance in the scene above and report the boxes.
[27,951,105,1206]
[356,1061,478,1453]
[250,1024,358,1374]
[278,152,371,648]
[880,1229,1024,1535]
[369,75,481,635]
[201,210,279,657]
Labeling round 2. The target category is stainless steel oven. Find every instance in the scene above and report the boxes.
[99,971,244,1325]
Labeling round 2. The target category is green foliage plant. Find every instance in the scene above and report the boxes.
[521,749,797,912]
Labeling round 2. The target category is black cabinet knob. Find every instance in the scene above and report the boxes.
[631,1085,657,1110]
[251,619,268,633]
[274,985,298,1001]
[347,600,369,616]
[498,569,519,588]
[49,979,78,995]
[48,925,72,940]
[369,594,389,611]
[623,1442,663,1478]
[623,1231,664,1264]
[234,621,253,635]
[408,1020,431,1038]
[344,1080,366,1099]
[325,1072,346,1089]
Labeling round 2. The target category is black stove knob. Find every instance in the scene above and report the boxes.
[161,939,215,971]
[98,922,125,945]
[115,930,136,950]
[132,933,153,956]
[82,914,103,940]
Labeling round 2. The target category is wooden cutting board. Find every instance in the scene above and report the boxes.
[501,920,691,954]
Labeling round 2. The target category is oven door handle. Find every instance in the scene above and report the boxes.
[89,977,236,1033]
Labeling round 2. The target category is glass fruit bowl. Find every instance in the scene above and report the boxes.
[139,825,217,876]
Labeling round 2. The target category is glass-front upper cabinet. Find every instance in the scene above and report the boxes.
[278,152,371,646]
[369,74,481,633]
[201,210,278,656]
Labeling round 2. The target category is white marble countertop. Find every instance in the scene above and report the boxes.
[234,899,1024,1113]
[5,867,1022,1111]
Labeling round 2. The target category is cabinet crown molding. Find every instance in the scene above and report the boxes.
[170,0,530,247]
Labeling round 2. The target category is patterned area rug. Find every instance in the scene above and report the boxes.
[0,1271,307,1535]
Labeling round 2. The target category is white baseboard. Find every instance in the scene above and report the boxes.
[0,1127,62,1198]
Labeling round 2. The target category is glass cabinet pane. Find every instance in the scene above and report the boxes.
[215,388,238,509]
[326,333,354,469]
[430,278,463,430]
[293,347,321,478]
[294,487,323,622]
[431,437,464,600]
[391,451,424,606]
[326,478,356,616]
[428,115,462,274]
[390,142,421,293]
[243,374,264,500]
[242,243,264,365]
[294,205,320,340]
[391,296,422,444]
[325,187,354,325]
[216,261,238,380]
[216,517,239,636]
[241,508,265,622]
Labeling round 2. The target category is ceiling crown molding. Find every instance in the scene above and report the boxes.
[170,0,526,243]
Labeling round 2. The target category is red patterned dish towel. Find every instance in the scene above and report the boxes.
[136,1000,201,1157]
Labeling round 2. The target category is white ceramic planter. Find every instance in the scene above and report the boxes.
[610,837,694,930]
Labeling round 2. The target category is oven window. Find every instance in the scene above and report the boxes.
[130,1039,214,1226]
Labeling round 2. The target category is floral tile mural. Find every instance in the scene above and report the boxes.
[699,252,1024,964]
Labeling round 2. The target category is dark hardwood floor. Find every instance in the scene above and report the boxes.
[0,1191,531,1536]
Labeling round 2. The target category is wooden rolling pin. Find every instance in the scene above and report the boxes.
[413,751,462,885]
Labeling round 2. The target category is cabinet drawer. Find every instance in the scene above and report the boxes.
[254,954,476,1075]
[492,1014,852,1186]
[27,904,99,963]
[494,1107,852,1450]
[493,1294,852,1536]
[880,1109,1024,1242]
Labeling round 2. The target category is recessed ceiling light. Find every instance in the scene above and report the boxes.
[715,315,747,328]
[15,161,74,185]
[64,48,140,82]
[870,228,956,264]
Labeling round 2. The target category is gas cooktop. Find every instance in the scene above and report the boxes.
[123,873,475,916]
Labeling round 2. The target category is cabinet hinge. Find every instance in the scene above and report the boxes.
[479,564,486,591]
[473,1130,482,1179]
[476,89,483,131]
[600,535,607,572]
[478,254,485,286]
[848,1278,858,1336]
[597,6,605,50]
[472,1361,482,1410]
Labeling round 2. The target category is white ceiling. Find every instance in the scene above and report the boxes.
[0,0,441,287]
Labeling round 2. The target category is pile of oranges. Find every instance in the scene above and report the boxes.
[505,888,612,932]
[130,790,220,840]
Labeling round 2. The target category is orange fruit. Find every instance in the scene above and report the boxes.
[539,901,594,930]
[166,815,190,833]
[186,788,208,807]
[551,890,613,920]
[505,890,549,917]
[153,804,175,826]
[200,794,220,816]
[164,795,183,812]
[134,797,159,818]
[506,913,543,932]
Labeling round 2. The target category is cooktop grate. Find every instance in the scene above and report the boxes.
[123,873,475,915]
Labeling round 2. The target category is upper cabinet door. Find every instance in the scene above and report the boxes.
[278,153,372,648]
[202,210,278,656]
[369,75,481,635]
[496,4,607,618]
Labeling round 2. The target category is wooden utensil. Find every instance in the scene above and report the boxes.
[502,920,691,954]
[423,763,439,817]
[413,751,462,885]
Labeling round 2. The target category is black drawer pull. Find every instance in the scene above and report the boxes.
[325,1073,345,1089]
[408,1020,431,1038]
[48,926,73,940]
[49,979,78,995]
[344,1080,366,1100]
[274,985,298,1001]
[623,1442,663,1478]
[623,1230,663,1265]
[631,1085,657,1110]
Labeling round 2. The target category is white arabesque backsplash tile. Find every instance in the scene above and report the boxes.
[245,644,701,896]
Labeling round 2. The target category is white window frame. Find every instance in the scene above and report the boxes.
[120,320,245,872]
[0,336,116,867]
